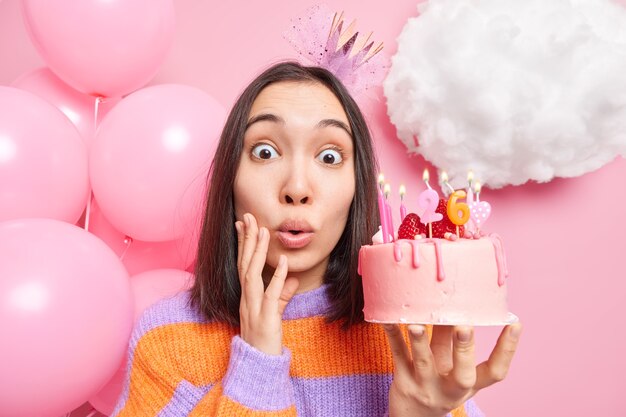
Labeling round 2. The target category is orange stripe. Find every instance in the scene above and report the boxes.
[451,404,469,417]
[283,317,393,377]
[117,322,236,416]
[189,383,297,417]
[283,318,432,378]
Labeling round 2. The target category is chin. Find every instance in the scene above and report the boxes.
[284,252,327,274]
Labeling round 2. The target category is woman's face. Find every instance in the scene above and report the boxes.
[233,81,355,290]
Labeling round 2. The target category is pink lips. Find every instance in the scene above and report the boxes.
[277,232,314,248]
[277,220,314,249]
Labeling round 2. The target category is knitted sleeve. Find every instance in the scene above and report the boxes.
[110,310,296,417]
[460,398,485,417]
[188,336,298,416]
[382,398,485,417]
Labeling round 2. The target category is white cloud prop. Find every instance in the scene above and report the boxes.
[384,0,626,188]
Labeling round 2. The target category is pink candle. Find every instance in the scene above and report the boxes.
[378,174,390,243]
[420,169,443,238]
[384,183,394,241]
[399,184,407,221]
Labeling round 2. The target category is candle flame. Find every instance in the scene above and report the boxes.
[383,183,391,196]
[422,169,430,182]
[441,171,449,183]
[467,170,474,182]
[378,173,385,185]
[399,184,406,197]
[474,181,482,194]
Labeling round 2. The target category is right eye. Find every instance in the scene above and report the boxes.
[251,143,279,160]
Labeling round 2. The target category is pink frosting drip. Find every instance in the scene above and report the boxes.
[393,239,445,281]
[488,233,509,286]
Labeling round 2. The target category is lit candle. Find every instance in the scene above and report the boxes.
[384,183,395,241]
[377,173,390,243]
[440,171,456,196]
[465,170,476,235]
[466,170,474,205]
[423,168,432,190]
[418,169,443,239]
[469,181,492,234]
[399,184,407,221]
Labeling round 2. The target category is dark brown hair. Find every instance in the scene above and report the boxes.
[189,61,379,329]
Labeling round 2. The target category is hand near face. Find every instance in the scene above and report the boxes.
[235,213,300,355]
[383,323,522,417]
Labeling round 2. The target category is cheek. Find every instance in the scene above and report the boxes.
[233,171,276,221]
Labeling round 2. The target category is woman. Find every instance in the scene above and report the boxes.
[112,61,521,417]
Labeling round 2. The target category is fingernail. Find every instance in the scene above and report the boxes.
[258,227,265,240]
[510,324,522,340]
[235,222,241,234]
[243,214,250,227]
[456,328,472,343]
[278,254,286,268]
[410,325,425,338]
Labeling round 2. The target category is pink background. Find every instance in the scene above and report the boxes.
[1,0,625,416]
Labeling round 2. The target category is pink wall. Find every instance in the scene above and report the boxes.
[1,0,624,416]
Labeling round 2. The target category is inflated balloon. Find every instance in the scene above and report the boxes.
[21,0,175,97]
[0,86,89,223]
[12,67,119,149]
[89,268,194,415]
[88,200,199,275]
[0,218,133,417]
[90,84,225,241]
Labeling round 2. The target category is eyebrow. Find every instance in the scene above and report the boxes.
[245,113,353,137]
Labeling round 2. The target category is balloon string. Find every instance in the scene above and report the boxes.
[94,96,103,129]
[120,235,134,261]
[84,97,104,232]
[84,192,93,232]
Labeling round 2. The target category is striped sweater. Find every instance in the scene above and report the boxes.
[111,284,485,417]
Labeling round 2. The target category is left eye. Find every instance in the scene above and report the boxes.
[317,149,343,165]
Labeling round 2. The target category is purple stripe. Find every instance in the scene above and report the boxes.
[283,284,331,320]
[291,373,392,417]
[157,380,213,417]
[290,373,480,417]
[464,398,486,417]
[222,336,295,411]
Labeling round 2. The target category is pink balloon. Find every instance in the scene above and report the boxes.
[0,218,133,417]
[89,268,194,415]
[21,0,175,98]
[90,84,225,241]
[11,67,119,149]
[88,199,199,275]
[0,86,89,224]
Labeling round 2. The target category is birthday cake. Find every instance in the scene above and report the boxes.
[358,176,517,326]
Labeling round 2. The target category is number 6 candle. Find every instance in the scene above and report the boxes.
[447,191,470,238]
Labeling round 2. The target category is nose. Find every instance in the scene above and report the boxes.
[280,162,312,205]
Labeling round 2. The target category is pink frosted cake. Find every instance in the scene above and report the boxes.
[358,234,516,325]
